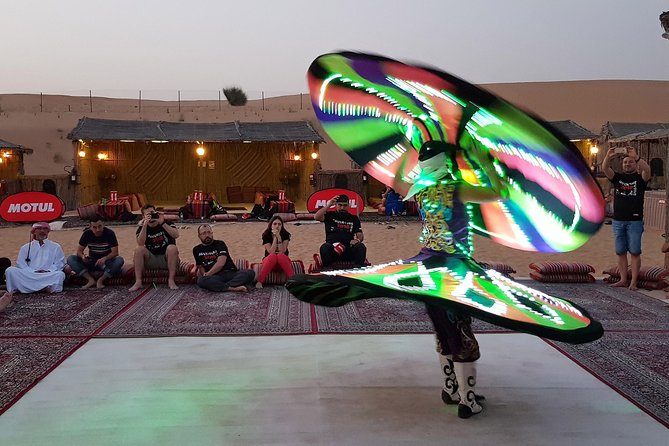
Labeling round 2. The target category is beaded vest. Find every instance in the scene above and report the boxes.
[416,181,471,256]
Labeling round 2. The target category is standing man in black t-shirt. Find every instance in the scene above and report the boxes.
[192,224,255,292]
[315,194,366,269]
[602,146,651,290]
[66,216,124,288]
[128,204,180,291]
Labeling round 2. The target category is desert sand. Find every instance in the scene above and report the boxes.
[0,219,665,278]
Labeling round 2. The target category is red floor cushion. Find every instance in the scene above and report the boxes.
[602,265,669,290]
[77,203,99,220]
[529,261,595,275]
[530,271,595,283]
[135,260,196,284]
[211,214,238,222]
[251,259,305,285]
[308,253,371,273]
[64,264,134,286]
[479,261,516,277]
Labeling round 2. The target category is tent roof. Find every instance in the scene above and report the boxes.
[610,128,669,143]
[67,117,325,143]
[548,120,597,141]
[604,122,669,138]
[0,138,33,153]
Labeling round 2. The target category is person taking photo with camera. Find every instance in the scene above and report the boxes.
[128,204,180,291]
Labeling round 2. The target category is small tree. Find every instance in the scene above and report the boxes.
[223,86,248,106]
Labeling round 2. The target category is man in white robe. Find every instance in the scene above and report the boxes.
[0,222,65,312]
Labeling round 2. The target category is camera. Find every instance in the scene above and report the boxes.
[150,212,160,219]
[614,147,627,155]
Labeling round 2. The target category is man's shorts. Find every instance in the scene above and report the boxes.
[145,252,178,270]
[612,220,644,256]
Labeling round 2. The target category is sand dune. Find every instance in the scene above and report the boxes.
[0,80,667,176]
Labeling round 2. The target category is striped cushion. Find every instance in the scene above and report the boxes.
[530,271,595,283]
[479,261,516,276]
[603,276,666,290]
[211,214,238,221]
[308,253,371,273]
[77,203,99,220]
[235,258,249,271]
[251,259,305,285]
[529,261,594,275]
[139,260,195,284]
[65,264,134,286]
[603,265,669,281]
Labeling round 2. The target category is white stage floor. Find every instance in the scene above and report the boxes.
[0,334,666,445]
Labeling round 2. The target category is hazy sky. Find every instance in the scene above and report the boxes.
[1,0,667,99]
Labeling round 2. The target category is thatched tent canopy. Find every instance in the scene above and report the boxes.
[67,118,325,206]
[67,117,325,143]
[601,122,669,140]
[548,120,597,141]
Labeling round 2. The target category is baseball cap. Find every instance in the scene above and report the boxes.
[335,194,349,203]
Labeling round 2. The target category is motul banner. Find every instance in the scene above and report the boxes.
[0,191,65,222]
[307,188,365,215]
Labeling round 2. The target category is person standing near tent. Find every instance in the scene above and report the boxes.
[0,222,65,312]
[602,146,651,290]
[315,194,366,269]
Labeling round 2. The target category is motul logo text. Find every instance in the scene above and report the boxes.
[315,199,358,208]
[0,191,65,222]
[8,203,56,213]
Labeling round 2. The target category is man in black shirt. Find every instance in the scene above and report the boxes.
[602,146,651,290]
[67,216,124,288]
[129,204,180,291]
[193,224,255,292]
[315,194,366,269]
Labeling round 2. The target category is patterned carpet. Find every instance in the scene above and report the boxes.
[0,288,142,336]
[0,337,85,415]
[98,286,314,337]
[1,282,667,426]
[314,296,507,334]
[528,282,669,427]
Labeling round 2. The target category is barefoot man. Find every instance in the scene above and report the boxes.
[128,204,180,291]
[192,224,255,292]
[0,222,65,312]
[602,146,651,290]
[66,216,124,288]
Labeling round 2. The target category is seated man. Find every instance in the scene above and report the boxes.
[0,222,66,312]
[66,216,124,288]
[128,204,180,291]
[382,186,406,216]
[193,224,255,292]
[315,194,367,269]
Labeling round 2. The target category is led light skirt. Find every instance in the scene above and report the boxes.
[307,52,605,253]
[286,256,603,344]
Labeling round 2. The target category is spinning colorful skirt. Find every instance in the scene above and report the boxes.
[287,51,606,344]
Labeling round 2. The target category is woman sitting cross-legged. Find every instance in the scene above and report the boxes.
[256,215,294,288]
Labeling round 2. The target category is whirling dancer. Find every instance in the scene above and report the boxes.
[286,52,605,418]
